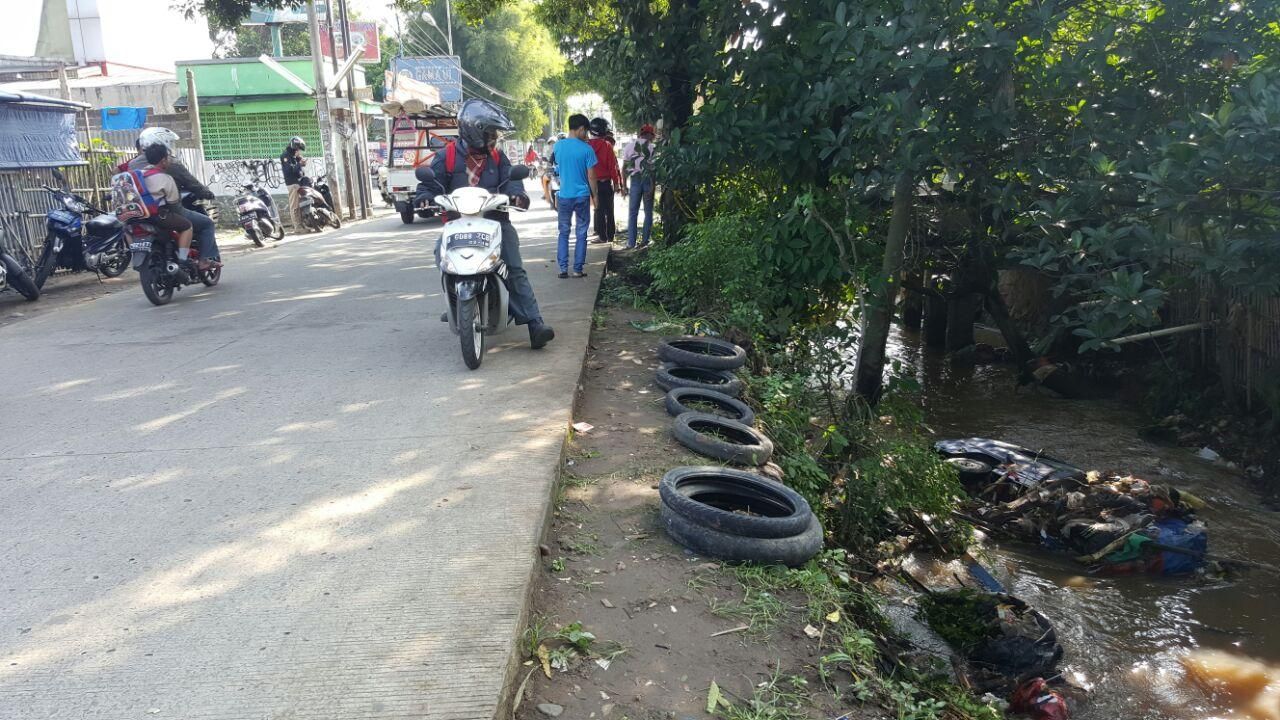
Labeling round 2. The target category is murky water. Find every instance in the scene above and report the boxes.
[892,328,1280,719]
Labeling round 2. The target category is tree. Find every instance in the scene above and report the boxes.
[215,24,312,58]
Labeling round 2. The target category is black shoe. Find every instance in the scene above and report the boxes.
[571,270,587,278]
[440,311,448,322]
[558,271,568,279]
[529,321,555,349]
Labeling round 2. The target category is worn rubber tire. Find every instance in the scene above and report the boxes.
[328,210,342,229]
[659,466,812,539]
[200,265,221,287]
[658,336,747,370]
[33,236,57,289]
[458,296,484,370]
[138,260,172,306]
[945,457,994,484]
[661,502,823,567]
[100,245,130,278]
[655,365,743,397]
[672,412,773,466]
[2,252,39,301]
[399,204,415,224]
[664,387,755,425]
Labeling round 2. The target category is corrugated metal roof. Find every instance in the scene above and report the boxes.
[0,90,89,110]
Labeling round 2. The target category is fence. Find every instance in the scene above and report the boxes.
[1164,281,1280,411]
[0,146,134,261]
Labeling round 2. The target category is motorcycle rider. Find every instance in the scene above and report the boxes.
[419,99,556,350]
[280,136,307,232]
[138,143,196,267]
[126,127,220,269]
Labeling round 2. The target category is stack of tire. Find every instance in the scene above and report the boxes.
[654,336,823,567]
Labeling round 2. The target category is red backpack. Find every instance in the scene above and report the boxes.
[444,141,501,175]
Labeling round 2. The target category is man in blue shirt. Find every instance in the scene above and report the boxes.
[554,115,598,278]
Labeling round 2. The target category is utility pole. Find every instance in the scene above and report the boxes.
[185,68,203,158]
[306,0,342,219]
[324,0,355,219]
[337,0,368,219]
[445,0,454,56]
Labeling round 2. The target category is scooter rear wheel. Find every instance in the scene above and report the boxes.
[139,260,173,306]
[458,296,484,370]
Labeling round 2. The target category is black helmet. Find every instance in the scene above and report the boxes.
[289,136,306,151]
[588,117,610,137]
[458,99,515,151]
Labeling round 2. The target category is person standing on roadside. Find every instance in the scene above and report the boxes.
[586,117,621,244]
[622,124,657,248]
[280,136,307,233]
[555,115,598,278]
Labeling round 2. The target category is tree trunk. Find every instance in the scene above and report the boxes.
[945,293,979,352]
[924,291,948,348]
[854,171,915,404]
[901,274,923,330]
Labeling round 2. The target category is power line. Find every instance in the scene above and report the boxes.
[400,24,521,108]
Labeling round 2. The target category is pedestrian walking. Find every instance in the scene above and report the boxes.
[586,118,621,244]
[622,124,657,248]
[280,137,307,232]
[555,115,598,278]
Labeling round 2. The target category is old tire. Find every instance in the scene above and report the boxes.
[655,365,743,397]
[200,265,221,287]
[2,252,39,301]
[658,336,747,370]
[664,387,755,425]
[672,412,773,466]
[399,203,415,224]
[660,502,823,567]
[659,466,812,539]
[946,457,994,485]
[328,210,342,229]
[458,296,484,370]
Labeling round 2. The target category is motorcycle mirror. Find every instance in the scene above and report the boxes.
[508,165,530,182]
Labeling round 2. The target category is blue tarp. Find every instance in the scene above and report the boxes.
[0,104,83,169]
[101,106,148,130]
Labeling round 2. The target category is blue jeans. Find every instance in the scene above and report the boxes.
[628,179,654,248]
[178,206,219,261]
[557,195,591,273]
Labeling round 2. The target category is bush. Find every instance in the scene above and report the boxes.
[645,212,777,336]
[838,437,964,551]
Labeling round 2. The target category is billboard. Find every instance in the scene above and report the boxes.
[391,57,463,105]
[320,22,380,64]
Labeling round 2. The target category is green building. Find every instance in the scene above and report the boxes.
[175,57,377,161]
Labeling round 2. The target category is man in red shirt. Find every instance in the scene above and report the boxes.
[587,117,621,243]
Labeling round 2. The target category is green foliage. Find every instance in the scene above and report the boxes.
[918,590,997,653]
[644,211,776,335]
[215,23,312,58]
[838,438,964,552]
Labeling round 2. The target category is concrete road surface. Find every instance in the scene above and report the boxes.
[0,194,606,719]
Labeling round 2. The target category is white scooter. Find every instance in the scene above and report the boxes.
[427,164,531,369]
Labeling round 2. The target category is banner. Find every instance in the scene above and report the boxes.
[320,22,380,64]
[391,57,463,104]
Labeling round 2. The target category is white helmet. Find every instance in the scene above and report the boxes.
[138,126,180,152]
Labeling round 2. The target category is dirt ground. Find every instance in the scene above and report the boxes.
[514,304,862,720]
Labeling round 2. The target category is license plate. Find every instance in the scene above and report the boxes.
[239,213,255,222]
[129,241,151,252]
[449,232,492,249]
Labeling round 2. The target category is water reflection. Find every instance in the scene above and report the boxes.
[889,326,1280,719]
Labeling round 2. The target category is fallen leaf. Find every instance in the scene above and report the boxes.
[596,658,611,670]
[537,644,552,679]
[826,610,841,623]
[707,681,721,714]
[804,624,822,639]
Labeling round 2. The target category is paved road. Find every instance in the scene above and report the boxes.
[0,195,606,719]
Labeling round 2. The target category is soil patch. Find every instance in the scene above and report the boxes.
[514,305,869,720]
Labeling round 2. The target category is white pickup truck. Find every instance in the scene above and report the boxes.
[384,110,458,224]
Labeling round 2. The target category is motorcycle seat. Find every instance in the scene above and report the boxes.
[86,213,123,235]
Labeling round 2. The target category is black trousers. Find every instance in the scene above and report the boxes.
[594,180,616,241]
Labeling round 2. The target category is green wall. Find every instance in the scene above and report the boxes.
[177,58,318,99]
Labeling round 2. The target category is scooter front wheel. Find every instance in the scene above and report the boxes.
[458,296,484,370]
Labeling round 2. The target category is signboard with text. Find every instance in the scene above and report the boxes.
[391,57,463,105]
[320,21,380,64]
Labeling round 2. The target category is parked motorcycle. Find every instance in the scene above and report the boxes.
[0,215,39,301]
[33,171,130,288]
[298,175,341,231]
[126,217,220,306]
[426,164,531,369]
[234,181,284,247]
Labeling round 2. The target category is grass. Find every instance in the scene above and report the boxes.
[707,586,789,633]
[561,532,600,556]
[520,615,553,657]
[716,671,812,720]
